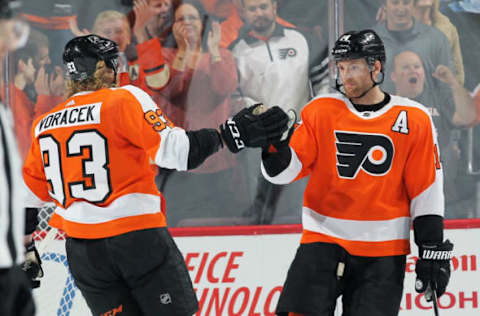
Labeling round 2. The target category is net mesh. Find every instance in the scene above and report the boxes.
[33,204,79,316]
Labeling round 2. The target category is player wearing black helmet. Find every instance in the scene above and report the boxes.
[332,29,386,100]
[260,29,453,316]
[21,34,289,316]
[63,35,119,81]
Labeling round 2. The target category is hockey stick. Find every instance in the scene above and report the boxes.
[426,283,440,316]
[431,284,439,316]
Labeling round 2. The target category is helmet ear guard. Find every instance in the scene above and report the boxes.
[63,34,119,81]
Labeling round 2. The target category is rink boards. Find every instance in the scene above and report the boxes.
[33,221,480,316]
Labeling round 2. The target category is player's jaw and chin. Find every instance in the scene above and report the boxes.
[344,80,372,100]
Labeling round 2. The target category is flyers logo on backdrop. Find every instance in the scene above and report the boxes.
[335,131,394,179]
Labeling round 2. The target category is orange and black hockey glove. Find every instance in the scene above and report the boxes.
[261,109,297,177]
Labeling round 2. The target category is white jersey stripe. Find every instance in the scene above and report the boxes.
[410,167,445,219]
[302,207,411,242]
[155,127,189,171]
[54,192,162,224]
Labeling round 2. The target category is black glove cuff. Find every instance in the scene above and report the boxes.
[262,146,292,177]
[413,215,444,246]
[186,129,223,169]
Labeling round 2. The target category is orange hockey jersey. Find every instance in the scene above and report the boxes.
[23,85,190,239]
[262,94,444,257]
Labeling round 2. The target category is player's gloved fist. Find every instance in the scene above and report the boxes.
[21,241,44,288]
[263,109,297,153]
[220,103,288,153]
[415,239,453,301]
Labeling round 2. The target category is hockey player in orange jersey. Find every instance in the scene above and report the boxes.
[22,34,288,316]
[262,30,454,316]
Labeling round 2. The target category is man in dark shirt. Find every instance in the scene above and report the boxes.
[372,0,455,93]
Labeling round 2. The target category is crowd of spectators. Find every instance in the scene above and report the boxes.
[3,0,479,225]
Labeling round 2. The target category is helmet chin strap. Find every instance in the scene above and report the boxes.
[110,59,118,85]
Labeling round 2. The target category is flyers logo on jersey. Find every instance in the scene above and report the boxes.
[335,131,394,179]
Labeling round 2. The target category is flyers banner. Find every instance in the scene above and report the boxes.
[33,222,480,316]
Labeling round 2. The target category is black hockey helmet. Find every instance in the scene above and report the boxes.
[62,34,119,81]
[0,0,12,19]
[332,29,386,97]
[332,29,386,69]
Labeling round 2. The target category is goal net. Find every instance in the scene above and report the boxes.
[32,204,90,316]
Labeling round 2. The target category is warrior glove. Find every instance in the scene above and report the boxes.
[415,239,454,301]
[263,109,297,153]
[261,109,297,177]
[21,241,44,288]
[220,104,288,153]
